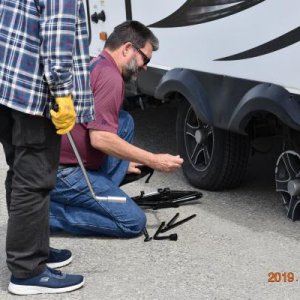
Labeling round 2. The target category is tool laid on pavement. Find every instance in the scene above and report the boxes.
[66,132,126,203]
[143,227,152,242]
[133,188,202,210]
[160,213,197,233]
[153,221,178,241]
[143,213,197,242]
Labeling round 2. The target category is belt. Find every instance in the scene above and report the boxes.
[58,164,78,168]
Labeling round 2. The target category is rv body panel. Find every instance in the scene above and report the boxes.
[84,0,300,190]
[154,68,300,133]
[135,0,299,94]
[85,0,300,94]
[84,0,127,57]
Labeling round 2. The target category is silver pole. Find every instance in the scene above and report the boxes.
[66,132,126,203]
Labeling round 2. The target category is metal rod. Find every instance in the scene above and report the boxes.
[160,214,197,233]
[66,132,126,203]
[166,213,180,228]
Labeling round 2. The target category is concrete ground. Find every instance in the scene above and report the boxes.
[1,103,300,299]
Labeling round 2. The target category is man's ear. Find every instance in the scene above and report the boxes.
[122,42,132,57]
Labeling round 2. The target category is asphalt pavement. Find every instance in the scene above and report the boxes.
[1,103,300,299]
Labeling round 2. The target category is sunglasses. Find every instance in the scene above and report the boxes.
[131,44,151,66]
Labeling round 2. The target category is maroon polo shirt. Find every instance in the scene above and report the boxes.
[59,50,125,169]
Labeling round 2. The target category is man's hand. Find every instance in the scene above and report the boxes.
[50,95,76,135]
[150,154,183,172]
[127,162,142,174]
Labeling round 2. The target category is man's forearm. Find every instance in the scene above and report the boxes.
[90,130,155,165]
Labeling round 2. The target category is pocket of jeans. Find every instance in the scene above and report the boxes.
[12,111,46,146]
[58,167,86,192]
[59,167,79,179]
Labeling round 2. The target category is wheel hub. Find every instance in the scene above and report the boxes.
[195,130,202,144]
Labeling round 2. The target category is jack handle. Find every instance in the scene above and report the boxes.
[66,132,126,203]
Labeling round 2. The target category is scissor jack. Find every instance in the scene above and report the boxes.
[132,188,202,210]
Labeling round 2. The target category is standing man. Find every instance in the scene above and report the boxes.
[50,21,183,237]
[0,0,94,295]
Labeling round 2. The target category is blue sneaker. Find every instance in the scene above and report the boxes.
[8,267,84,295]
[46,247,73,268]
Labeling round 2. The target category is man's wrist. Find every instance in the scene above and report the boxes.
[146,153,156,168]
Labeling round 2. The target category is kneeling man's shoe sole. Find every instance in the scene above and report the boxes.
[8,267,84,295]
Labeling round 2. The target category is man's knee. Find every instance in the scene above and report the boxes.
[120,209,146,238]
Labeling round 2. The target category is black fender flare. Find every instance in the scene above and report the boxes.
[228,83,300,133]
[154,68,212,124]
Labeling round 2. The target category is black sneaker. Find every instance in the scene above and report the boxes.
[8,267,84,295]
[46,247,73,268]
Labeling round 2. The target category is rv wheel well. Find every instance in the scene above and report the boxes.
[244,111,286,139]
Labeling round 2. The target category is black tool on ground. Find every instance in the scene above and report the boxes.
[143,227,152,242]
[152,221,178,241]
[153,221,165,238]
[154,233,178,241]
[166,212,179,228]
[132,188,202,210]
[160,213,197,233]
[120,165,154,186]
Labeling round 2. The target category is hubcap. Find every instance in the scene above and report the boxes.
[195,130,202,144]
[184,106,214,171]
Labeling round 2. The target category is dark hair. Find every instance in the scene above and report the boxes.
[104,20,159,51]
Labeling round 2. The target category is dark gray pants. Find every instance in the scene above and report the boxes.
[0,105,61,278]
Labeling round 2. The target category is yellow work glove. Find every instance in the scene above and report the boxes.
[50,95,76,135]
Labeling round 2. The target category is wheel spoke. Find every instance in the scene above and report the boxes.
[203,146,211,165]
[275,180,289,194]
[190,142,202,164]
[282,153,300,179]
[185,122,198,138]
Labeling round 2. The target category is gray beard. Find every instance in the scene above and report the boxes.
[123,57,139,83]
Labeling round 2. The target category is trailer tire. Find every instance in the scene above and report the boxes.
[176,100,250,190]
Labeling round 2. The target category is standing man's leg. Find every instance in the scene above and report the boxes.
[0,106,61,278]
[0,106,14,210]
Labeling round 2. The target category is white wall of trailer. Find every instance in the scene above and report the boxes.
[84,0,126,57]
[85,0,300,94]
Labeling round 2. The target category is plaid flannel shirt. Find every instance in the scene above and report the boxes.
[0,0,95,123]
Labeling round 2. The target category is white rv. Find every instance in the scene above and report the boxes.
[84,0,300,193]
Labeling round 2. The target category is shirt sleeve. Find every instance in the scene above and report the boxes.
[39,0,77,98]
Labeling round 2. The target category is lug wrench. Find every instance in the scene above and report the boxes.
[66,132,126,203]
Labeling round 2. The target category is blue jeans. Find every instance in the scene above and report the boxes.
[50,111,146,238]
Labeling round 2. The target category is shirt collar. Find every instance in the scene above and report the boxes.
[100,50,120,73]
